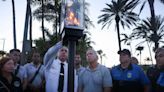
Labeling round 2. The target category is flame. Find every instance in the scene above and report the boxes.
[66,11,80,26]
[73,18,80,25]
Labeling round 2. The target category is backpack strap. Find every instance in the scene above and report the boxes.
[29,65,42,83]
[15,65,20,76]
[0,80,10,92]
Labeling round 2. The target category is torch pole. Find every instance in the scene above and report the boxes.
[68,38,76,92]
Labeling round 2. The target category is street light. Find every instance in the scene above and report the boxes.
[0,39,5,51]
[61,0,84,92]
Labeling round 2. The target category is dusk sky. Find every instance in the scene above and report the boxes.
[0,0,164,67]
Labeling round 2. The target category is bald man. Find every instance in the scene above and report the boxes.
[78,48,112,92]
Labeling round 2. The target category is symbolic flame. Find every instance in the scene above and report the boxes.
[66,11,80,26]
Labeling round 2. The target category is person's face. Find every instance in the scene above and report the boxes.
[9,51,21,63]
[156,51,164,66]
[119,53,131,64]
[2,59,15,73]
[131,57,138,64]
[74,55,81,65]
[58,47,68,62]
[32,52,41,64]
[86,50,97,63]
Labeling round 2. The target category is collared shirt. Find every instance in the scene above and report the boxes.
[14,64,27,82]
[76,66,85,76]
[78,64,112,92]
[24,62,45,88]
[45,59,78,92]
[111,64,150,92]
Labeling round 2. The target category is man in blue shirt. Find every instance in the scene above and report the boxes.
[24,51,45,92]
[111,49,150,92]
[74,53,85,76]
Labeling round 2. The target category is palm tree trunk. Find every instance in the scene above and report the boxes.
[55,0,59,41]
[155,42,159,51]
[146,40,153,65]
[12,0,17,49]
[29,5,32,48]
[148,0,155,19]
[56,13,58,40]
[139,51,142,65]
[115,15,121,51]
[148,0,158,51]
[42,0,45,42]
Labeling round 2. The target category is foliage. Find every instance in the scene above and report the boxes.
[98,0,139,29]
[98,0,140,51]
[76,33,94,66]
[131,15,164,51]
[34,30,59,57]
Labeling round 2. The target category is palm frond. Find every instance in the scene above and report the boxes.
[98,0,139,30]
[138,1,147,16]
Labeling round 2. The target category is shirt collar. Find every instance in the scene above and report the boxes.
[31,62,41,68]
[117,63,133,70]
[57,59,67,65]
[86,63,100,71]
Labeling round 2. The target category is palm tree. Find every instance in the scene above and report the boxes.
[161,0,164,3]
[31,0,47,41]
[84,2,94,29]
[29,1,32,48]
[11,0,17,49]
[2,0,17,48]
[136,46,144,65]
[41,0,45,42]
[139,0,164,20]
[139,0,164,48]
[132,15,164,51]
[98,0,139,51]
[97,50,106,65]
[121,33,134,54]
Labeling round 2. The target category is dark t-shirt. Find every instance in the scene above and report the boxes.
[147,66,164,92]
[0,74,23,92]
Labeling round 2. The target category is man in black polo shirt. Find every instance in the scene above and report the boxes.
[111,49,150,92]
[147,47,164,92]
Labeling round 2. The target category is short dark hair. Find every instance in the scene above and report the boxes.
[9,49,20,53]
[117,49,131,56]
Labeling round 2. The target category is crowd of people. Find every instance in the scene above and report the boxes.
[0,40,164,92]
